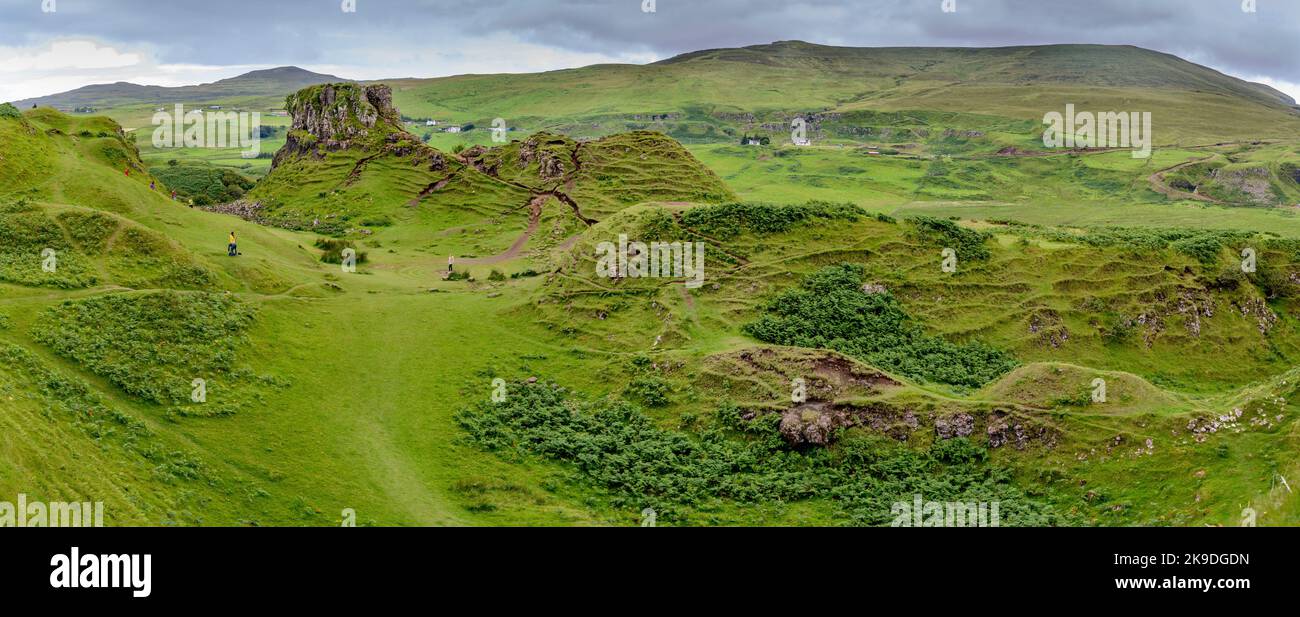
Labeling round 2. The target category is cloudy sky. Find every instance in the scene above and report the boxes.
[2,0,1299,103]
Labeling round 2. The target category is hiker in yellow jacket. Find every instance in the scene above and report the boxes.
[227,231,238,257]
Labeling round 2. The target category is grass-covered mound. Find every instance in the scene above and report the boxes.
[0,342,231,524]
[31,291,260,416]
[0,199,99,288]
[0,199,217,289]
[457,379,1073,525]
[744,264,1018,388]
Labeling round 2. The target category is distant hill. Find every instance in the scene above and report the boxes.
[382,41,1300,144]
[10,66,347,110]
[656,41,1297,107]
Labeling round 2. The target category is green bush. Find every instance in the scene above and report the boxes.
[457,380,1072,525]
[150,163,254,204]
[31,291,257,406]
[314,238,368,265]
[907,215,991,262]
[743,264,1017,388]
[624,375,670,407]
[678,201,860,239]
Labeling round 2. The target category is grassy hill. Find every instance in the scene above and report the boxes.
[240,84,733,261]
[10,66,344,113]
[386,42,1300,146]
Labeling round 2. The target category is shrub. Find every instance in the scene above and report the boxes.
[743,264,1017,388]
[314,237,368,265]
[151,162,254,205]
[678,201,860,239]
[359,215,393,227]
[456,380,1072,525]
[30,291,257,406]
[625,375,670,407]
[907,216,991,262]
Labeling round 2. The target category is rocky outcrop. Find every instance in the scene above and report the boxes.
[273,83,405,168]
[767,400,1055,450]
[779,403,848,446]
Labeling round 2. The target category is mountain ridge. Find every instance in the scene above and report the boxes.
[377,41,1300,145]
[10,66,347,109]
[654,41,1296,106]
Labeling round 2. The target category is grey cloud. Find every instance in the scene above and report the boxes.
[1,0,1297,82]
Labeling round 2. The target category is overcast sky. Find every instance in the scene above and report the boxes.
[2,0,1299,103]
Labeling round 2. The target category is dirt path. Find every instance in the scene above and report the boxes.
[407,170,460,207]
[1147,155,1218,203]
[458,194,547,266]
[419,142,598,268]
[675,283,697,313]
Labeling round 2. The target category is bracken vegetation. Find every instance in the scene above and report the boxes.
[31,291,257,409]
[457,380,1072,525]
[744,264,1019,387]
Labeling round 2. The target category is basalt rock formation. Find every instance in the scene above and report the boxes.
[273,83,408,168]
